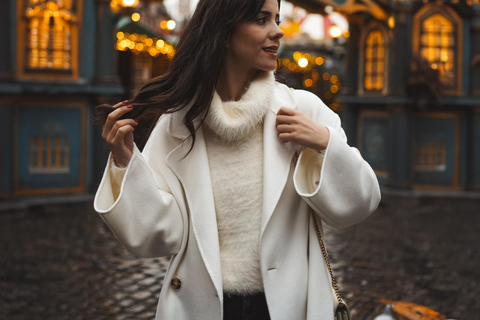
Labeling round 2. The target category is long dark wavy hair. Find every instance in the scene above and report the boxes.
[96,0,281,152]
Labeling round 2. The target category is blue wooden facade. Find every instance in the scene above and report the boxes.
[293,0,480,191]
[0,0,123,199]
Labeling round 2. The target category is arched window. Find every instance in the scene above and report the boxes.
[413,4,463,95]
[364,30,386,92]
[17,0,81,79]
[420,14,456,86]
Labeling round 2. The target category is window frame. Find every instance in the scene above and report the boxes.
[16,0,83,81]
[358,22,389,96]
[412,3,463,96]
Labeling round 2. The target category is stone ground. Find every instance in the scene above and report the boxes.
[0,195,479,320]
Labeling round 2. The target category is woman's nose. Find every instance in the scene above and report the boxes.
[272,24,284,40]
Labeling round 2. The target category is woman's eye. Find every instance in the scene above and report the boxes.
[257,17,266,24]
[276,20,282,26]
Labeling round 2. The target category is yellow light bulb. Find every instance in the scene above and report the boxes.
[293,51,302,61]
[167,20,176,30]
[121,0,138,7]
[131,13,140,22]
[388,16,395,29]
[298,58,308,68]
[329,26,342,38]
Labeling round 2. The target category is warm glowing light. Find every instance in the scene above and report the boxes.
[149,48,158,56]
[288,63,296,71]
[330,75,339,84]
[115,32,175,58]
[298,58,308,68]
[329,26,342,38]
[167,20,176,30]
[304,79,313,87]
[388,16,395,29]
[343,30,350,38]
[315,57,324,65]
[331,85,339,93]
[121,0,138,7]
[323,73,331,81]
[131,13,140,22]
[160,21,168,29]
[431,63,438,69]
[293,51,302,61]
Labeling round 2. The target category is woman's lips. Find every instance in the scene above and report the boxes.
[263,47,278,57]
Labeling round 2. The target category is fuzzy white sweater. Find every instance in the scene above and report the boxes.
[109,71,275,294]
[204,71,274,294]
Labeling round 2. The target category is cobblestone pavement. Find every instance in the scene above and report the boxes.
[0,196,479,320]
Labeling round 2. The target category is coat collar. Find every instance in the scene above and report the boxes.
[165,81,298,298]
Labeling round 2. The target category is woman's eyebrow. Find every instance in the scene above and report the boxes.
[259,10,280,18]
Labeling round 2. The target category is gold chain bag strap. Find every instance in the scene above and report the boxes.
[309,208,352,320]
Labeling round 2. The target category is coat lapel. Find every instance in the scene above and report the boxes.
[165,110,223,300]
[261,84,299,236]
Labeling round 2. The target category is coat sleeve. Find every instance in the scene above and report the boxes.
[292,93,381,229]
[93,144,184,258]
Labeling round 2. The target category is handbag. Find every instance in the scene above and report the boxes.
[309,208,352,320]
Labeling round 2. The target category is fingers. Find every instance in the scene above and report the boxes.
[113,100,129,109]
[278,132,294,142]
[277,107,296,116]
[103,105,134,137]
[276,115,296,125]
[103,118,138,144]
[276,107,302,126]
[276,124,293,133]
[112,124,135,146]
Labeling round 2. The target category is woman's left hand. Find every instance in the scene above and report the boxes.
[276,107,330,151]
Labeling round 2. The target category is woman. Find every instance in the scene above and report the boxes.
[94,0,381,319]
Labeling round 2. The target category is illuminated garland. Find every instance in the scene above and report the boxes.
[115,31,175,58]
[277,51,342,111]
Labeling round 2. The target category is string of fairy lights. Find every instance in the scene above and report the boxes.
[277,51,342,111]
[115,31,175,58]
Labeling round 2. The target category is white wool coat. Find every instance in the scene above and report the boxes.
[94,81,381,320]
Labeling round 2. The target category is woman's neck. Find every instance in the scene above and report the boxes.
[216,64,260,102]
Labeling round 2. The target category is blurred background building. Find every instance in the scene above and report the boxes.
[1,0,479,204]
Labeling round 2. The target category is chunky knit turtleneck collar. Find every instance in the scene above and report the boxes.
[204,71,275,142]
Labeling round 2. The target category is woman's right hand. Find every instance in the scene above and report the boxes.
[102,101,139,168]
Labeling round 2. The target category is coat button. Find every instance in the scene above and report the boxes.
[171,278,181,289]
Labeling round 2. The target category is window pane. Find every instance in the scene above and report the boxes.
[23,0,76,72]
[420,13,456,86]
[364,29,385,91]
